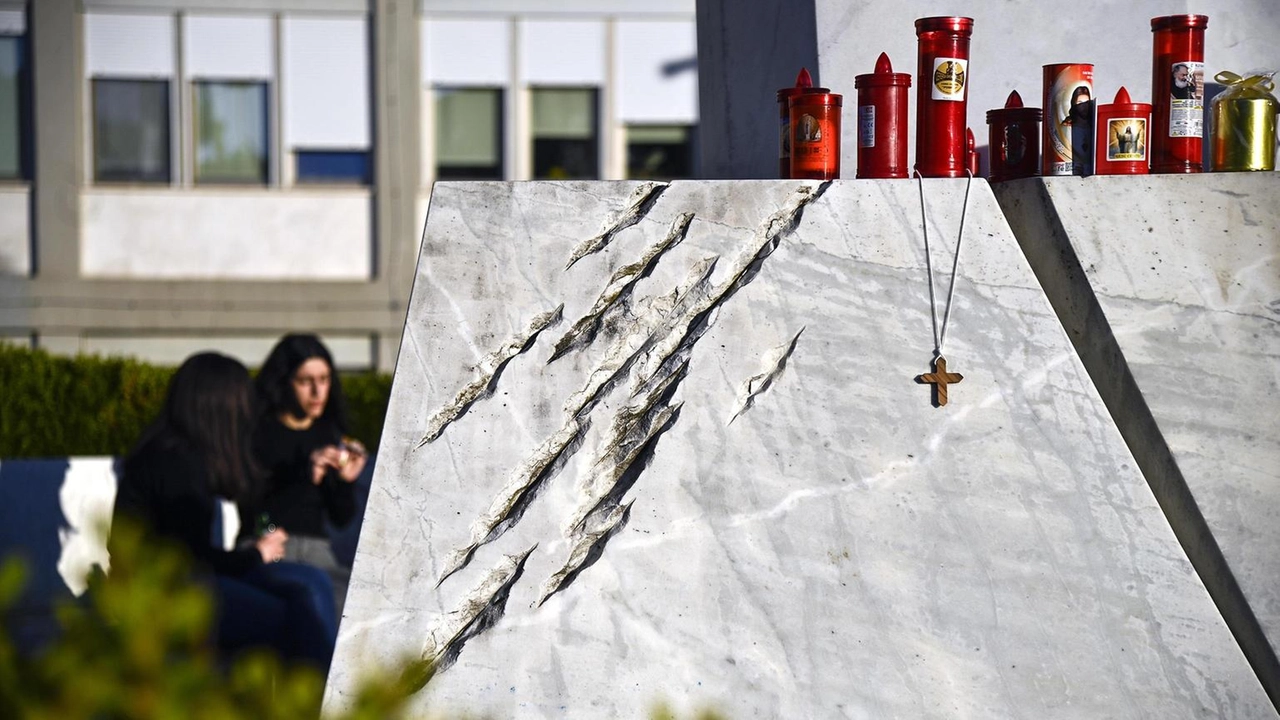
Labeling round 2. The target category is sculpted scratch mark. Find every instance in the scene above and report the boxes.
[419,545,535,679]
[568,402,682,536]
[564,256,717,419]
[560,184,825,541]
[537,501,632,607]
[551,212,696,361]
[565,182,669,270]
[728,327,806,425]
[437,417,590,585]
[631,183,827,397]
[419,304,564,447]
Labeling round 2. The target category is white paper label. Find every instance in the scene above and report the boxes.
[931,57,967,101]
[858,105,875,148]
[1168,60,1204,138]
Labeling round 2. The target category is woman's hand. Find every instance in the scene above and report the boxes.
[255,527,289,563]
[309,440,367,484]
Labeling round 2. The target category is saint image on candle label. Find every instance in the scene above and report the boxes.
[796,114,823,142]
[1002,124,1026,165]
[1169,61,1204,138]
[931,58,966,101]
[1107,118,1147,161]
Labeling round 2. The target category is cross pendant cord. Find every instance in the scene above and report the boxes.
[914,169,974,358]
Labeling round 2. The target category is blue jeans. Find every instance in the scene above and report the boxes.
[214,561,337,672]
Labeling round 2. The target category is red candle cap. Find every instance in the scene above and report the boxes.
[986,89,1042,124]
[1098,85,1150,115]
[778,67,828,101]
[855,52,912,88]
[1151,14,1208,31]
[966,127,976,152]
[915,16,974,35]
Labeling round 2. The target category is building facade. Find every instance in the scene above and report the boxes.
[0,0,698,370]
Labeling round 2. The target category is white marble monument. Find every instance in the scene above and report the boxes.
[324,179,1273,718]
[995,172,1280,710]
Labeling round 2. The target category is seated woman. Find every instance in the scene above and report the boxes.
[112,352,337,672]
[248,334,366,618]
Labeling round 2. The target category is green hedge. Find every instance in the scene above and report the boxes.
[0,345,393,459]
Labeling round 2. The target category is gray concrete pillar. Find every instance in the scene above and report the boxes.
[30,0,81,279]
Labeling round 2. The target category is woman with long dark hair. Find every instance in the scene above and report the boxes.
[112,352,337,670]
[248,334,367,617]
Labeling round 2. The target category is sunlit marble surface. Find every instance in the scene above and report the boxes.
[996,173,1280,684]
[325,180,1272,718]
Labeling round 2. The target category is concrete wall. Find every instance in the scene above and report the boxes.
[697,0,1280,178]
[81,189,373,280]
[79,333,375,369]
[0,186,28,275]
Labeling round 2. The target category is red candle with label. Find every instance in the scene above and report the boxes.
[1150,15,1208,173]
[1095,87,1151,175]
[855,52,911,179]
[986,90,1041,182]
[777,68,829,178]
[1042,63,1094,176]
[915,16,974,178]
[789,91,842,180]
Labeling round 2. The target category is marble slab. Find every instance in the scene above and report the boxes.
[324,180,1273,718]
[995,173,1280,706]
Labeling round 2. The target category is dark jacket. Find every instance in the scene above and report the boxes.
[246,418,356,539]
[113,436,262,576]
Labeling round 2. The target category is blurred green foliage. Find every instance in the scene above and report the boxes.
[0,345,393,459]
[0,518,421,719]
[0,520,730,718]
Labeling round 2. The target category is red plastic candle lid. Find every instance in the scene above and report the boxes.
[1099,86,1151,115]
[791,92,842,107]
[986,90,1042,124]
[778,67,829,102]
[915,16,974,34]
[1151,14,1208,30]
[855,52,912,88]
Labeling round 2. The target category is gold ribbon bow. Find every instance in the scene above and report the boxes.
[1215,70,1276,95]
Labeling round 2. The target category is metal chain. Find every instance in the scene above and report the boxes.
[914,170,974,357]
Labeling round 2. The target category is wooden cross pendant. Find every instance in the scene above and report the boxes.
[916,355,963,407]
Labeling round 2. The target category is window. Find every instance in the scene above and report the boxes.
[532,88,598,180]
[282,16,371,186]
[434,88,503,180]
[194,80,268,184]
[627,125,694,180]
[92,79,171,183]
[0,34,28,180]
[296,150,371,184]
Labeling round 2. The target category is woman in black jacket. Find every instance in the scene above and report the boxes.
[248,334,366,617]
[112,352,337,671]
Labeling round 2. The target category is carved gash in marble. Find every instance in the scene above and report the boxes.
[324,180,1274,719]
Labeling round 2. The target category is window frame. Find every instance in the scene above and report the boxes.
[293,148,372,186]
[433,85,505,182]
[530,86,601,181]
[190,78,271,186]
[0,32,31,182]
[89,76,174,185]
[625,123,696,181]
